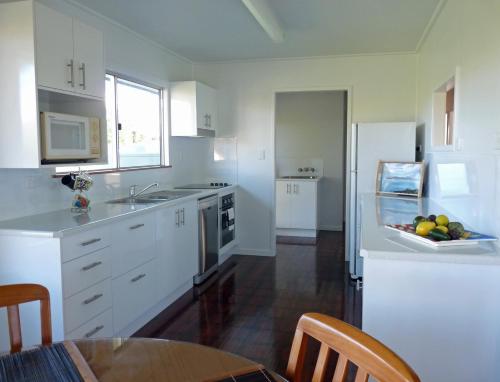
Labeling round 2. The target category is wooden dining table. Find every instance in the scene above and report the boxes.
[67,338,285,381]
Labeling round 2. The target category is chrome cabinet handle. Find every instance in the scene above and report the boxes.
[84,325,104,338]
[294,184,299,194]
[67,59,74,87]
[129,223,145,230]
[286,184,290,194]
[80,238,101,247]
[83,293,103,305]
[175,210,180,227]
[208,114,212,128]
[81,261,102,271]
[131,273,146,283]
[79,62,86,90]
[181,208,185,226]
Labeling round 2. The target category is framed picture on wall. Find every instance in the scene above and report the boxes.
[376,161,425,198]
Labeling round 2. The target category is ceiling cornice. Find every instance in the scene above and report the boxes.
[415,0,449,52]
[60,0,193,65]
[193,51,418,66]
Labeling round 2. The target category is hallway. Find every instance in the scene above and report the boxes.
[135,231,362,376]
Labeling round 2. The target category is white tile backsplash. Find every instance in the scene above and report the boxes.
[276,157,324,178]
[0,137,237,221]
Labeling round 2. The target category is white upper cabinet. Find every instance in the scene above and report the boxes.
[35,3,104,99]
[0,1,106,168]
[73,20,105,98]
[34,3,74,94]
[171,81,217,137]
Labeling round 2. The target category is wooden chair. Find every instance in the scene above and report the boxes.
[0,284,52,353]
[286,313,420,382]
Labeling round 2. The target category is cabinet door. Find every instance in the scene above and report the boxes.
[35,3,74,92]
[111,213,156,278]
[276,181,292,228]
[156,201,198,298]
[196,82,217,131]
[73,20,105,99]
[156,206,179,297]
[112,259,158,333]
[176,201,199,285]
[291,182,318,229]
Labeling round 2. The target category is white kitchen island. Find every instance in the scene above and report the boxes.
[360,194,500,382]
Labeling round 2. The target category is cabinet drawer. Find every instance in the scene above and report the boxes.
[112,260,158,333]
[62,247,111,298]
[62,226,111,262]
[111,213,156,277]
[66,309,113,339]
[64,279,112,333]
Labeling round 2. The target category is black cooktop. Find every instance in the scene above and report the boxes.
[175,183,231,190]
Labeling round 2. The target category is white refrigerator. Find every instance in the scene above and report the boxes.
[347,122,416,279]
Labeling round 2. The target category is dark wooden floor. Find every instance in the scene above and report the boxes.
[135,231,362,377]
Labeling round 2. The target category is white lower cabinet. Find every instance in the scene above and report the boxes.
[64,278,112,334]
[111,213,156,278]
[62,246,111,299]
[112,259,158,333]
[0,195,208,351]
[276,179,319,234]
[156,200,198,296]
[66,309,113,340]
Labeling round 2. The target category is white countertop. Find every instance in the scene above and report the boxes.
[276,177,322,182]
[359,193,500,265]
[0,185,237,239]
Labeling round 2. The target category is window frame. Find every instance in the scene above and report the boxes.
[55,72,169,175]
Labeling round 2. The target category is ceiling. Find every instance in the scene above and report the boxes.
[72,0,441,62]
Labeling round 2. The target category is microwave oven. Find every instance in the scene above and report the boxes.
[40,112,101,162]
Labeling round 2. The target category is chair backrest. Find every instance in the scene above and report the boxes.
[0,284,52,353]
[286,313,420,382]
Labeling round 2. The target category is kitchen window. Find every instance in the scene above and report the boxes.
[56,73,168,173]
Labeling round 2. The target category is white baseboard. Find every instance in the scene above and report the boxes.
[276,228,317,238]
[319,224,343,231]
[218,250,233,265]
[235,247,276,257]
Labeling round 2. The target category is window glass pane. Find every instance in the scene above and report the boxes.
[116,78,161,167]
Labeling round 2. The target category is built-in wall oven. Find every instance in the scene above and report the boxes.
[220,193,235,249]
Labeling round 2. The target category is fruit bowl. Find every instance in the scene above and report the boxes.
[385,223,496,247]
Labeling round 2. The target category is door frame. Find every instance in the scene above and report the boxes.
[271,86,353,259]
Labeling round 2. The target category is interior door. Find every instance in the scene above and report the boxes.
[73,19,104,98]
[276,181,292,228]
[35,3,74,92]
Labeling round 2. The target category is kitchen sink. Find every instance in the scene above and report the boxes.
[107,190,200,205]
[279,176,319,180]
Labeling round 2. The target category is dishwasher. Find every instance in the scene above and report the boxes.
[194,195,219,285]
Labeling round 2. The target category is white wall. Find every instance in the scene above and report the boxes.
[416,0,500,237]
[195,53,417,255]
[275,91,346,231]
[0,0,235,221]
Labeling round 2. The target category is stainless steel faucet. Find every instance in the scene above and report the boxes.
[129,183,159,198]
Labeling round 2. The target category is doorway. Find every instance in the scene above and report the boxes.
[273,90,349,244]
